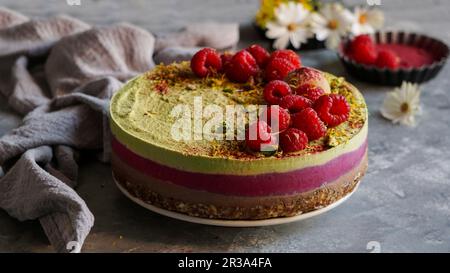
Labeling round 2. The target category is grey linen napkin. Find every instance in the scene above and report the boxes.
[0,7,239,252]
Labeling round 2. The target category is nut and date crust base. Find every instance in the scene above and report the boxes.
[113,156,367,220]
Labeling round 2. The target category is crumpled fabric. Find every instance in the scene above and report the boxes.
[0,7,239,252]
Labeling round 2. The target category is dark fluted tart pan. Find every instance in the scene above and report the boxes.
[338,31,449,86]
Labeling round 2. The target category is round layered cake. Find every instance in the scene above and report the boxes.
[110,61,368,220]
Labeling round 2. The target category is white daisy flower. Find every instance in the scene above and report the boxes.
[380,82,421,127]
[265,2,313,50]
[351,6,384,35]
[309,3,354,49]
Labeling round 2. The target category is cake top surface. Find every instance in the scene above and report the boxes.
[110,61,367,160]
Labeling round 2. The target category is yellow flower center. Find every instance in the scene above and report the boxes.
[287,23,298,32]
[400,103,409,113]
[327,19,338,30]
[359,13,368,24]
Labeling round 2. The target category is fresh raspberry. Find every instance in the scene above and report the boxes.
[375,49,400,69]
[295,84,325,102]
[263,80,292,105]
[190,48,222,77]
[314,94,350,127]
[225,50,259,83]
[348,35,377,65]
[260,105,291,132]
[291,108,327,141]
[269,50,302,68]
[220,52,233,71]
[279,128,308,153]
[351,42,377,65]
[279,95,312,114]
[245,120,274,152]
[264,58,298,82]
[350,35,373,48]
[246,44,270,68]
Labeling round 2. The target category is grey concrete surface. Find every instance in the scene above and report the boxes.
[0,0,449,252]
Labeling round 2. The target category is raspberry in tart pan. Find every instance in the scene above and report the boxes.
[338,31,449,86]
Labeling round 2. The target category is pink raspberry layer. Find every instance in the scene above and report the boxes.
[112,137,367,197]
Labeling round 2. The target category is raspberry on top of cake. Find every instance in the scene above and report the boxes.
[111,45,367,160]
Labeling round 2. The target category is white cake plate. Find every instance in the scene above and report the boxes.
[114,177,359,227]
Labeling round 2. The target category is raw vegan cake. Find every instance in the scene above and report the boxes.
[110,46,368,220]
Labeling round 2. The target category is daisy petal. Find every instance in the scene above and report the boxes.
[325,33,341,49]
[290,33,302,49]
[315,28,330,41]
[266,23,288,39]
[273,34,290,50]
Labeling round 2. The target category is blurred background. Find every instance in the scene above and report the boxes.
[0,0,448,38]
